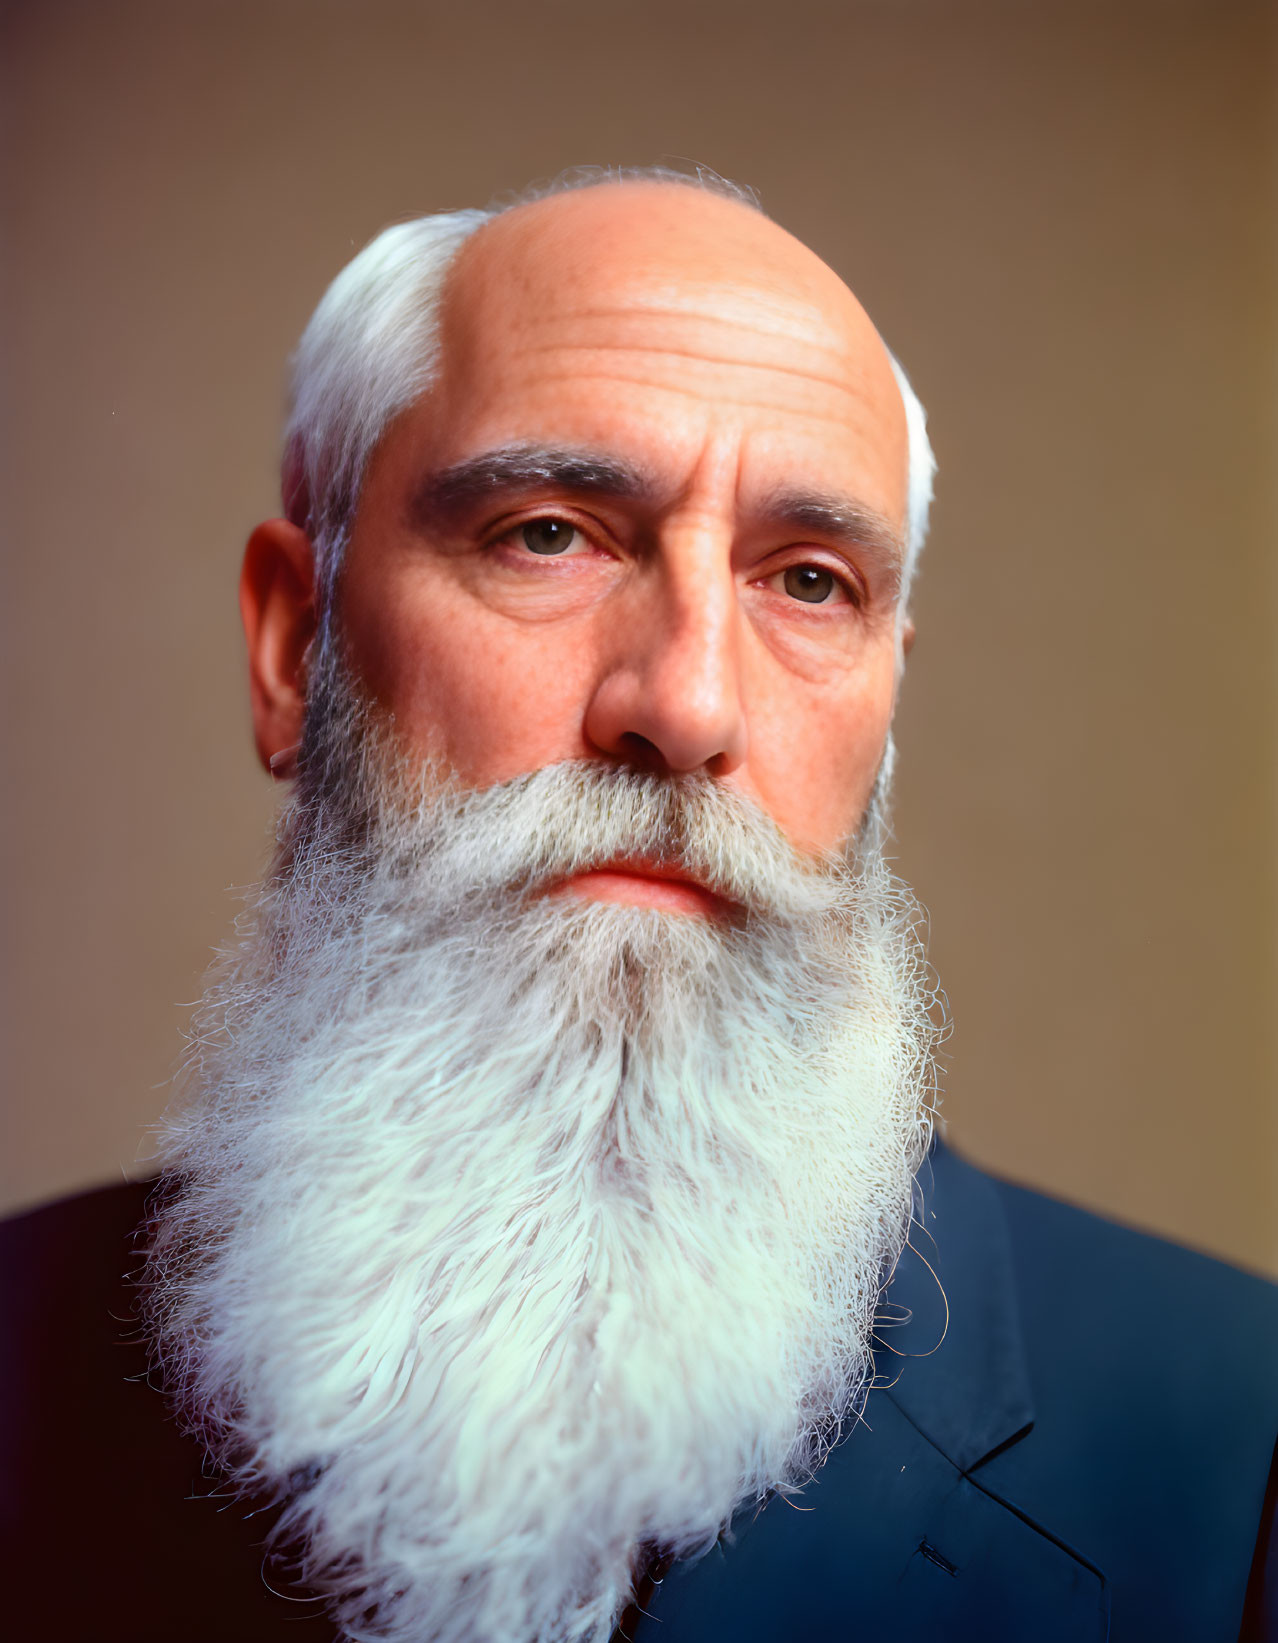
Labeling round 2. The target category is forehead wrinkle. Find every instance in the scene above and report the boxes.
[499,363,886,435]
[559,293,861,346]
[526,338,870,399]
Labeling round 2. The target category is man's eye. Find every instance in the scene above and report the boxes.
[778,564,844,604]
[520,518,580,556]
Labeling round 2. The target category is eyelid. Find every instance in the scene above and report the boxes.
[754,549,868,607]
[484,506,617,556]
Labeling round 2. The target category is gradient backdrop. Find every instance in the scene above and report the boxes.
[3,0,1275,1275]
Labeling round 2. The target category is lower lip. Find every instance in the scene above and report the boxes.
[554,869,727,918]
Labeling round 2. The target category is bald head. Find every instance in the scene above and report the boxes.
[424,184,906,523]
[452,183,899,413]
[459,182,893,366]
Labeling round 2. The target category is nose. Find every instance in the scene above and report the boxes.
[583,532,748,778]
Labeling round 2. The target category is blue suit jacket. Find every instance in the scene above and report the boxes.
[2,1143,1274,1640]
[637,1140,1278,1641]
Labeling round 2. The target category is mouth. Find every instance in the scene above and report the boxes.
[547,860,736,920]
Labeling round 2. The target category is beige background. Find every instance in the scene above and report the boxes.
[3,0,1275,1275]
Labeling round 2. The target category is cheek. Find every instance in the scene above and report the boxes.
[339,576,600,782]
[746,657,897,850]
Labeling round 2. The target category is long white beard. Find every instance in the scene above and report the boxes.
[143,684,937,1643]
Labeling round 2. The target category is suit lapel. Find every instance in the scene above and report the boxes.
[879,1137,1036,1475]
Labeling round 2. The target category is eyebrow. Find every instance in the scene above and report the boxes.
[759,489,905,585]
[409,444,655,528]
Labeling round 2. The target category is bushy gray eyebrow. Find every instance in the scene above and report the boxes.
[409,445,655,527]
[759,490,905,592]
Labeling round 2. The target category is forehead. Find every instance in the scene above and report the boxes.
[404,186,907,525]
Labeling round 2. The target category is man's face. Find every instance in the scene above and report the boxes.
[334,184,909,909]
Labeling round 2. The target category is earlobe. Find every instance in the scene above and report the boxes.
[240,519,317,776]
[901,618,917,658]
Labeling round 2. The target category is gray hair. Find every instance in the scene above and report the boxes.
[282,166,935,622]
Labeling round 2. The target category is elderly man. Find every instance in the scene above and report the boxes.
[3,170,1275,1643]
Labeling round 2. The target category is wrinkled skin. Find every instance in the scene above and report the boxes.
[242,182,911,915]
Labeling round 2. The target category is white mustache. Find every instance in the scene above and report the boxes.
[332,758,859,925]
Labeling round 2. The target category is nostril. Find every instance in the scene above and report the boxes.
[703,746,741,780]
[614,731,668,773]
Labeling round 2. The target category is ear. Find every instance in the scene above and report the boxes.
[240,519,317,777]
[901,617,917,658]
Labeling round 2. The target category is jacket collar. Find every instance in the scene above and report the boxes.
[873,1135,1036,1476]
